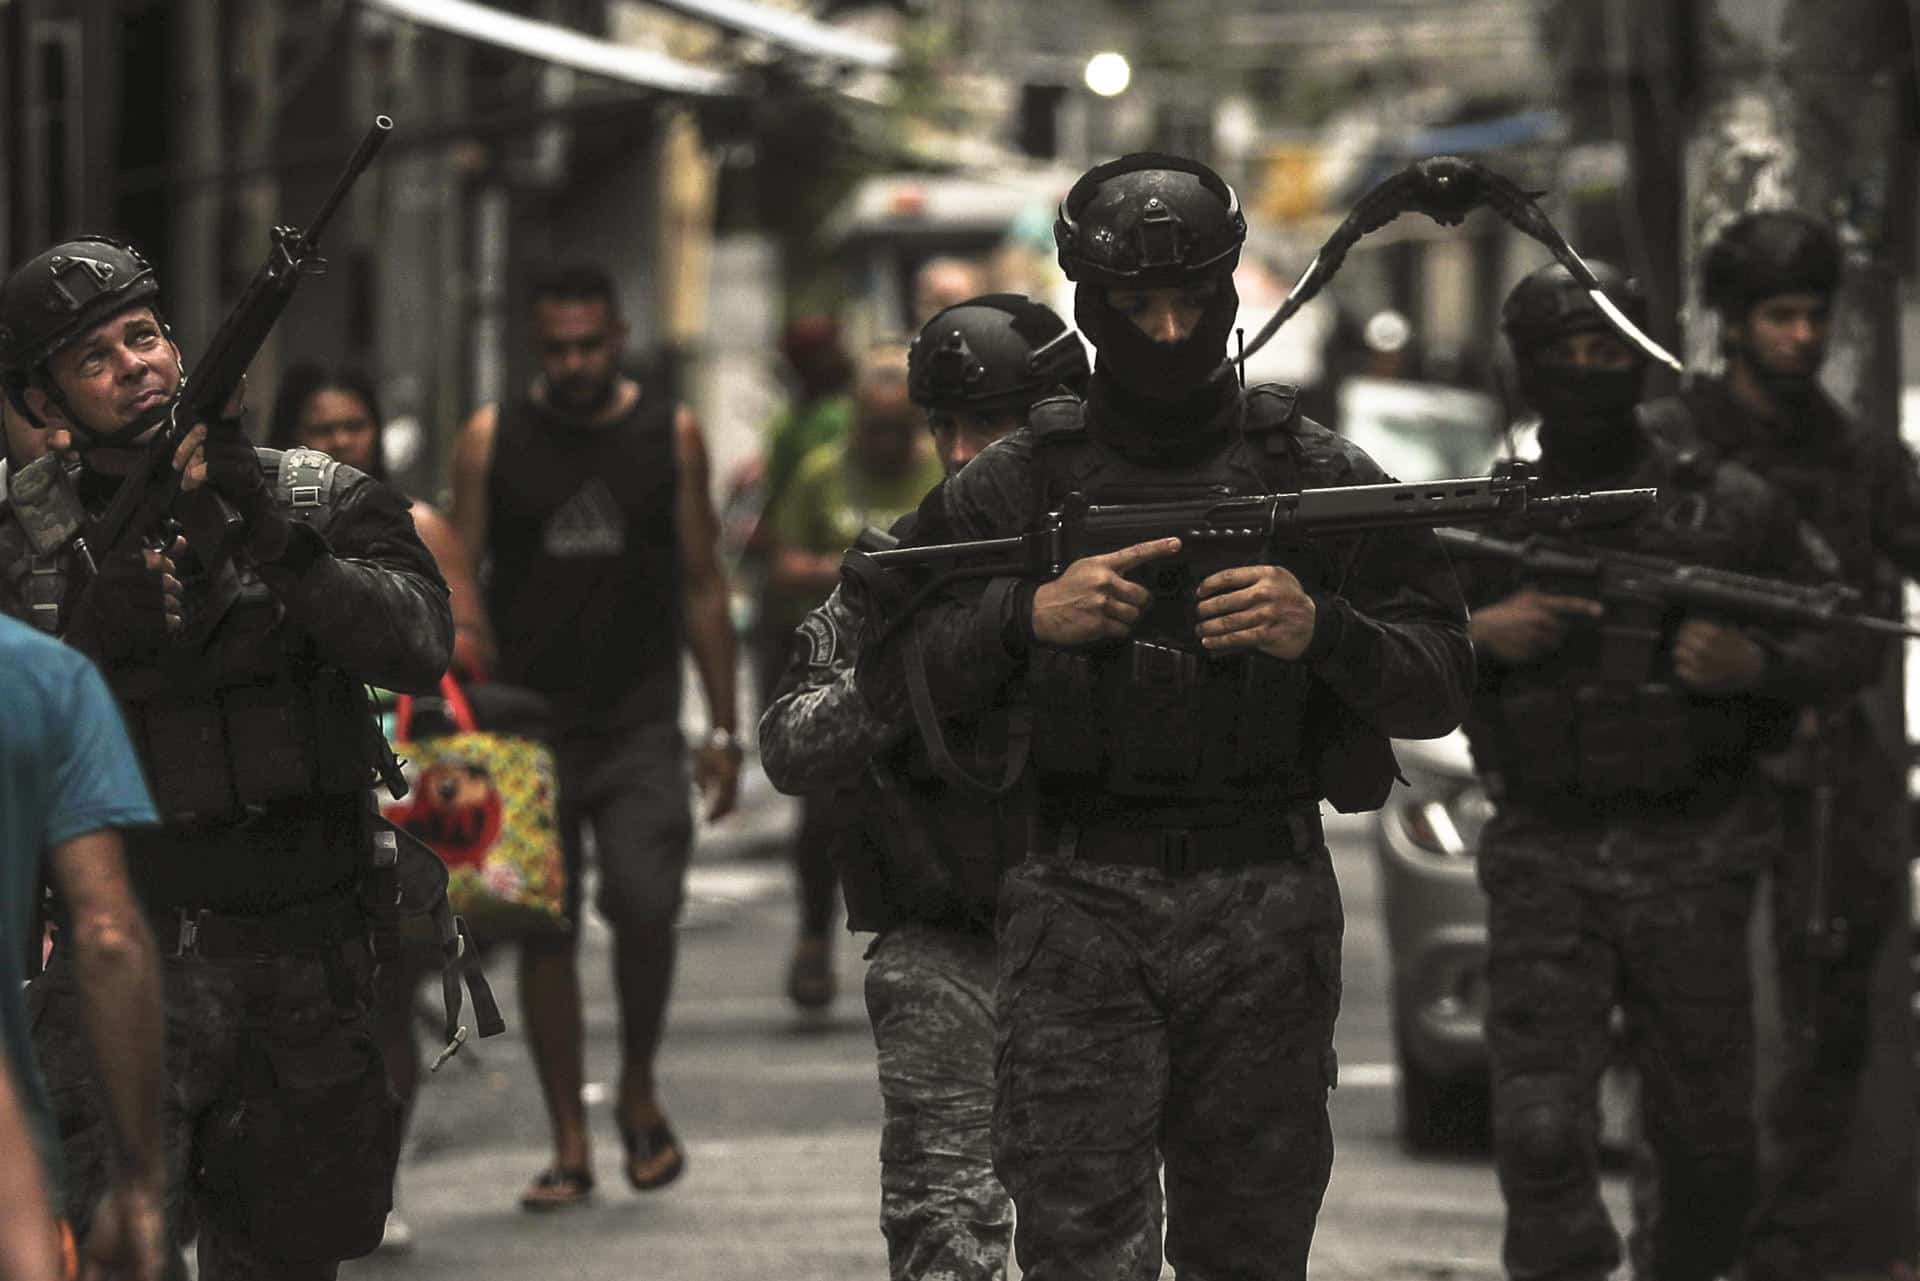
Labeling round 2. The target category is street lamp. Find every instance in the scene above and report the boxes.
[1084,51,1131,97]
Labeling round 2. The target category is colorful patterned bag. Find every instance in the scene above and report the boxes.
[382,676,568,940]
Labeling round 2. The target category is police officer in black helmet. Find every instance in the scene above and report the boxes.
[1464,258,1864,1281]
[858,153,1473,1279]
[760,294,1085,1281]
[0,237,452,1279]
[1639,211,1920,1281]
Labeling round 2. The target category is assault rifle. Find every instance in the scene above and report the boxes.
[73,116,393,580]
[1433,527,1920,640]
[841,461,1657,642]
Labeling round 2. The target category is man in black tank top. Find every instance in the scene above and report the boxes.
[451,264,739,1208]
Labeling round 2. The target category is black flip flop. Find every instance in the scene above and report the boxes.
[519,1165,595,1211]
[620,1119,687,1191]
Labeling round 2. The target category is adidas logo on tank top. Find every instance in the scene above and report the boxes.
[542,477,627,557]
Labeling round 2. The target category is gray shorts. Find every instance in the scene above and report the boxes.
[555,720,694,934]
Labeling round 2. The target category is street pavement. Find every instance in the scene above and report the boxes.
[342,760,1629,1281]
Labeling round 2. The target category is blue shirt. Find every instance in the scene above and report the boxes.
[1,613,156,1196]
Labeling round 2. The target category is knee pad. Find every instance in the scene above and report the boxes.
[1502,1101,1581,1185]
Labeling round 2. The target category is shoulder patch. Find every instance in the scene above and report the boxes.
[797,611,839,669]
[274,446,341,515]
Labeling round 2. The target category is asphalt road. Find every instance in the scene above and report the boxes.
[341,764,1629,1280]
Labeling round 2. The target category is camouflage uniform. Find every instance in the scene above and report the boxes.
[760,516,1016,1281]
[1643,379,1920,1281]
[1,446,452,1280]
[1459,424,1855,1281]
[865,371,1472,1280]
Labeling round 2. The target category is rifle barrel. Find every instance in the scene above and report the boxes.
[306,116,394,245]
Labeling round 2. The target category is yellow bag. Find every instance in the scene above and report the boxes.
[382,676,568,939]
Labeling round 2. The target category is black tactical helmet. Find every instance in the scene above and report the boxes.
[1701,210,1840,315]
[1501,260,1646,359]
[1054,153,1246,289]
[907,294,1089,415]
[0,237,161,389]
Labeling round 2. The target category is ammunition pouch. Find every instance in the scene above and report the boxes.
[852,759,1022,933]
[1028,641,1308,799]
[377,815,506,1068]
[1485,680,1702,800]
[122,667,373,823]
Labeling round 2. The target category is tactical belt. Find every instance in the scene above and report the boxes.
[1036,804,1324,878]
[166,890,366,959]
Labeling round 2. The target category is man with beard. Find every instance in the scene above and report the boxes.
[0,235,453,1279]
[857,153,1473,1280]
[450,263,739,1209]
[759,295,1088,1280]
[1639,211,1920,1281]
[1465,261,1862,1281]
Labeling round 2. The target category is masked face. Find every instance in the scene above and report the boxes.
[1076,272,1238,400]
[1518,329,1644,462]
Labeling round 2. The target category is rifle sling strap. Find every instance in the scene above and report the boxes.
[901,596,1030,798]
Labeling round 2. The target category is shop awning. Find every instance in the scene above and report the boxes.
[642,0,898,71]
[364,0,739,96]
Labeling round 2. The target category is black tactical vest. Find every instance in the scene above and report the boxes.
[1463,433,1793,805]
[1021,383,1383,824]
[0,447,379,826]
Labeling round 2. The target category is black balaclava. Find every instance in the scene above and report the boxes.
[1076,269,1240,403]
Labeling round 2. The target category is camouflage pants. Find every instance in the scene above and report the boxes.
[1483,864,1757,1281]
[993,848,1343,1281]
[28,938,398,1281]
[865,923,1010,1281]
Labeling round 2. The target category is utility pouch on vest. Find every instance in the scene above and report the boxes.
[1575,683,1694,795]
[1491,685,1581,794]
[1027,647,1104,779]
[1307,684,1400,813]
[130,669,375,821]
[136,699,236,820]
[1107,640,1213,790]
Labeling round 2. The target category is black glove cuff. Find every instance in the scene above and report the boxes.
[249,517,323,573]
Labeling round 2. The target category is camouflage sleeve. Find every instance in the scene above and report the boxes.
[1287,427,1474,740]
[758,584,909,794]
[255,470,454,694]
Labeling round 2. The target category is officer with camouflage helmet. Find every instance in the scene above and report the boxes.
[759,293,1087,1281]
[856,153,1474,1279]
[1465,259,1866,1281]
[0,236,452,1279]
[1638,210,1920,1281]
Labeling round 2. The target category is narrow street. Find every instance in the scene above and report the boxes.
[343,764,1629,1281]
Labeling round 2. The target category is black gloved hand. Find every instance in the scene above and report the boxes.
[201,421,292,561]
[84,543,183,659]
